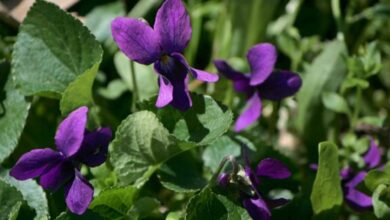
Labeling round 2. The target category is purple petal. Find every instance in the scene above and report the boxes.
[340,167,353,180]
[258,70,302,101]
[345,188,372,211]
[191,68,219,82]
[154,0,191,54]
[344,173,372,211]
[65,171,94,215]
[156,75,174,108]
[55,106,88,158]
[214,60,252,93]
[245,166,260,187]
[309,163,318,171]
[363,139,381,169]
[39,160,74,190]
[256,158,291,179]
[170,53,218,82]
[170,75,192,111]
[234,92,262,132]
[76,128,112,167]
[247,43,277,86]
[10,148,62,180]
[217,173,230,188]
[111,17,161,65]
[345,171,367,188]
[242,198,271,220]
[154,54,192,111]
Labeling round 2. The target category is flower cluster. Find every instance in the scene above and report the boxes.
[10,107,112,214]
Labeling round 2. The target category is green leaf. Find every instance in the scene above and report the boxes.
[114,52,158,101]
[89,185,138,219]
[141,93,233,146]
[12,0,102,114]
[0,179,24,220]
[158,151,207,192]
[110,110,188,186]
[365,169,390,192]
[0,64,30,163]
[216,194,251,220]
[296,40,347,157]
[85,2,125,42]
[202,135,241,172]
[310,142,343,216]
[55,211,103,220]
[128,197,161,219]
[0,169,49,220]
[373,184,390,219]
[185,188,227,220]
[321,92,350,115]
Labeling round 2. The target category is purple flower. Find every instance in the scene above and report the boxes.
[219,158,291,220]
[10,107,112,215]
[111,0,218,111]
[311,139,382,211]
[214,43,302,131]
[243,158,291,220]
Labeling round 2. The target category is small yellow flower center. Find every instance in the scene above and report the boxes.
[161,55,170,64]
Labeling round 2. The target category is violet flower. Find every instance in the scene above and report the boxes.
[311,139,382,211]
[10,107,112,215]
[219,158,291,220]
[214,43,302,131]
[111,0,218,111]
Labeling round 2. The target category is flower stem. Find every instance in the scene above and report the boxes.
[351,87,362,130]
[331,0,345,41]
[209,155,238,187]
[130,61,139,111]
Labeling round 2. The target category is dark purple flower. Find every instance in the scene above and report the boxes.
[244,158,291,220]
[10,107,112,215]
[311,139,382,211]
[111,0,218,111]
[214,43,302,131]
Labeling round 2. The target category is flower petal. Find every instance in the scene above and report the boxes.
[234,92,262,132]
[39,160,74,190]
[154,0,191,54]
[247,43,277,86]
[243,198,271,220]
[363,139,381,169]
[55,106,88,158]
[345,188,372,211]
[156,75,174,108]
[345,171,367,188]
[191,68,219,82]
[170,53,218,82]
[170,75,192,111]
[214,60,252,93]
[256,158,291,179]
[65,171,94,215]
[258,70,302,101]
[76,128,112,167]
[154,54,192,111]
[10,148,62,180]
[111,17,161,65]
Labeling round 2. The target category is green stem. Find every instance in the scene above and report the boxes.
[130,61,139,111]
[351,87,362,130]
[331,0,345,41]
[209,155,238,187]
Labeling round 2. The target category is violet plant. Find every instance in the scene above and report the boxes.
[1,0,390,219]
